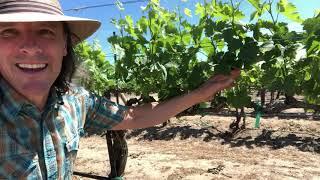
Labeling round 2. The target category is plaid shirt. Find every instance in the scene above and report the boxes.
[0,78,127,179]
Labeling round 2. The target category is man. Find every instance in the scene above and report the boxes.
[0,0,240,179]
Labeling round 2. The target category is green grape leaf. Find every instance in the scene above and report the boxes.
[277,0,303,23]
[195,3,205,18]
[248,0,260,10]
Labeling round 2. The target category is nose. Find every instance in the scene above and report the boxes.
[19,34,43,55]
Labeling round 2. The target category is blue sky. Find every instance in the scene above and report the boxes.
[60,0,320,55]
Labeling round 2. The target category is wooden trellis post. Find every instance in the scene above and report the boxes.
[106,32,128,178]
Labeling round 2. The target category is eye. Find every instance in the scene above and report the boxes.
[38,29,56,39]
[0,28,19,38]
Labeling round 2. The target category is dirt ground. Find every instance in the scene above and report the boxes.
[73,111,320,180]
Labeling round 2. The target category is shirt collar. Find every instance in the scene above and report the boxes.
[0,78,58,121]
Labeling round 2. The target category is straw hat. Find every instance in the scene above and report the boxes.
[0,0,101,44]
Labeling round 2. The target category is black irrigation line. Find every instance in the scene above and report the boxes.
[73,171,111,179]
[199,110,320,120]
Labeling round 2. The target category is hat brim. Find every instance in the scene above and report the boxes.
[0,12,101,44]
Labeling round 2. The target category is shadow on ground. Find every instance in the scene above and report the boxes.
[125,125,320,153]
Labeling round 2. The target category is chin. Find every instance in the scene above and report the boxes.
[20,81,51,94]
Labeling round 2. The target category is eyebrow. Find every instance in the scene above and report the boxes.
[37,22,60,29]
[0,22,16,28]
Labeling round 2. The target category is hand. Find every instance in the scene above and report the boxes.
[193,68,241,103]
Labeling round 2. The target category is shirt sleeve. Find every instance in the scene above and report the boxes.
[84,92,128,130]
[68,86,128,131]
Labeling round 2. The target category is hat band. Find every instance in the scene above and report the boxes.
[0,1,63,15]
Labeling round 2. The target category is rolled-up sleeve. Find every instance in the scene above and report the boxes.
[85,92,128,129]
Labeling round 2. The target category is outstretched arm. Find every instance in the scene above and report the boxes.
[112,69,240,130]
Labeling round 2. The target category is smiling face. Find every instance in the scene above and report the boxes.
[0,22,67,107]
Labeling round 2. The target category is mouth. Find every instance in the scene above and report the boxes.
[16,63,48,73]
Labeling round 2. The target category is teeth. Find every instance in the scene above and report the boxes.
[17,64,46,69]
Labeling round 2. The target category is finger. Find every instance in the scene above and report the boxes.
[225,79,236,88]
[231,67,240,74]
[230,68,241,78]
[231,66,240,71]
